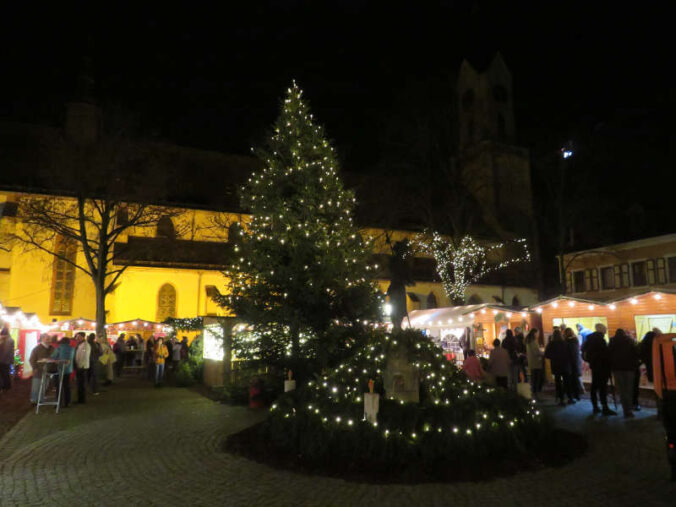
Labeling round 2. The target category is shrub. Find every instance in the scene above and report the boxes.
[250,328,550,477]
[175,362,196,387]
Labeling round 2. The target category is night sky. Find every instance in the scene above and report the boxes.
[1,1,672,246]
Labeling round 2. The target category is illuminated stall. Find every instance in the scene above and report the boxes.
[404,304,537,361]
[0,303,47,379]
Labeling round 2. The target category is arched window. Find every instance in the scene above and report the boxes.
[116,206,129,227]
[493,85,508,102]
[462,89,475,110]
[497,113,506,140]
[156,216,175,239]
[156,283,177,322]
[426,291,438,309]
[467,294,483,304]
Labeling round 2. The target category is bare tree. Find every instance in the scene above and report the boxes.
[7,123,185,337]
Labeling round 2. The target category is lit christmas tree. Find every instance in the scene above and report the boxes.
[222,82,380,377]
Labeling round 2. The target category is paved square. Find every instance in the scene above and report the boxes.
[1,380,674,506]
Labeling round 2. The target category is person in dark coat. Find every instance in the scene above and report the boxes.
[564,327,583,401]
[609,328,640,418]
[545,329,575,406]
[581,323,616,415]
[86,333,101,395]
[639,331,656,383]
[501,329,519,391]
[0,324,14,392]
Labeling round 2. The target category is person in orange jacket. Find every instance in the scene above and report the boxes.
[153,337,169,387]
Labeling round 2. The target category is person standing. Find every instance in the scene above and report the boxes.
[546,329,575,406]
[51,337,74,408]
[488,339,511,389]
[180,336,189,361]
[154,337,169,386]
[28,334,53,403]
[581,323,617,416]
[609,328,639,418]
[87,333,101,395]
[501,329,519,391]
[526,328,544,399]
[576,323,593,347]
[564,327,583,401]
[145,336,156,381]
[73,332,91,404]
[113,334,126,378]
[462,349,484,382]
[0,323,15,393]
[514,327,528,383]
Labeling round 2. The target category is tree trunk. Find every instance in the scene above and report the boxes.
[95,281,107,339]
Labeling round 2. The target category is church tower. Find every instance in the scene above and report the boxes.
[456,54,533,238]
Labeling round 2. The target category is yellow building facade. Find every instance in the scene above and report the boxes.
[0,191,538,330]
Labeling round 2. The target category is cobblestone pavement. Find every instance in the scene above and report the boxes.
[1,379,675,506]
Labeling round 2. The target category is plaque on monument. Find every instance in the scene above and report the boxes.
[383,351,420,403]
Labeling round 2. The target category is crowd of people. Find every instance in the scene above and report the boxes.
[0,327,194,407]
[462,323,662,418]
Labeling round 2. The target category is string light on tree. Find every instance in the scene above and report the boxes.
[416,232,531,303]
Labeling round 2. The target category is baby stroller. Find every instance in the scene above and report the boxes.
[653,333,676,480]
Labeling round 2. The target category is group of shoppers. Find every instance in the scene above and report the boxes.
[462,322,659,419]
[0,330,192,406]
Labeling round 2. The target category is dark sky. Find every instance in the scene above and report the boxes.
[0,1,672,246]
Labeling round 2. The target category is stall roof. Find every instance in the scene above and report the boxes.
[405,303,528,329]
[530,288,676,310]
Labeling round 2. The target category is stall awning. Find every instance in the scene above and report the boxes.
[405,304,486,328]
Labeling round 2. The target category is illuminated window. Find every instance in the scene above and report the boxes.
[50,237,77,315]
[156,283,177,322]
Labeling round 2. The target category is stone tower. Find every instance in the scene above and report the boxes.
[456,54,533,238]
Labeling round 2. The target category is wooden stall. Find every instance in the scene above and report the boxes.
[531,290,676,339]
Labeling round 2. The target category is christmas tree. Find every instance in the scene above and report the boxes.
[222,82,380,377]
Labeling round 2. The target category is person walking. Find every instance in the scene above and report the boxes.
[154,337,169,386]
[581,323,617,416]
[28,334,53,404]
[50,337,74,408]
[564,327,583,401]
[545,328,575,406]
[87,333,101,395]
[73,332,91,404]
[462,349,484,382]
[488,339,511,389]
[0,323,15,393]
[525,328,544,399]
[501,329,519,391]
[609,328,639,418]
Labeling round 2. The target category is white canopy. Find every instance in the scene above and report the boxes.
[404,304,486,329]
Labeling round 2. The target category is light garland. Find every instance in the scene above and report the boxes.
[416,232,531,303]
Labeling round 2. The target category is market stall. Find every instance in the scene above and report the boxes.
[404,303,537,361]
[0,302,48,379]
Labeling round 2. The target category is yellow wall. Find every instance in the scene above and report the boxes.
[0,190,537,330]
